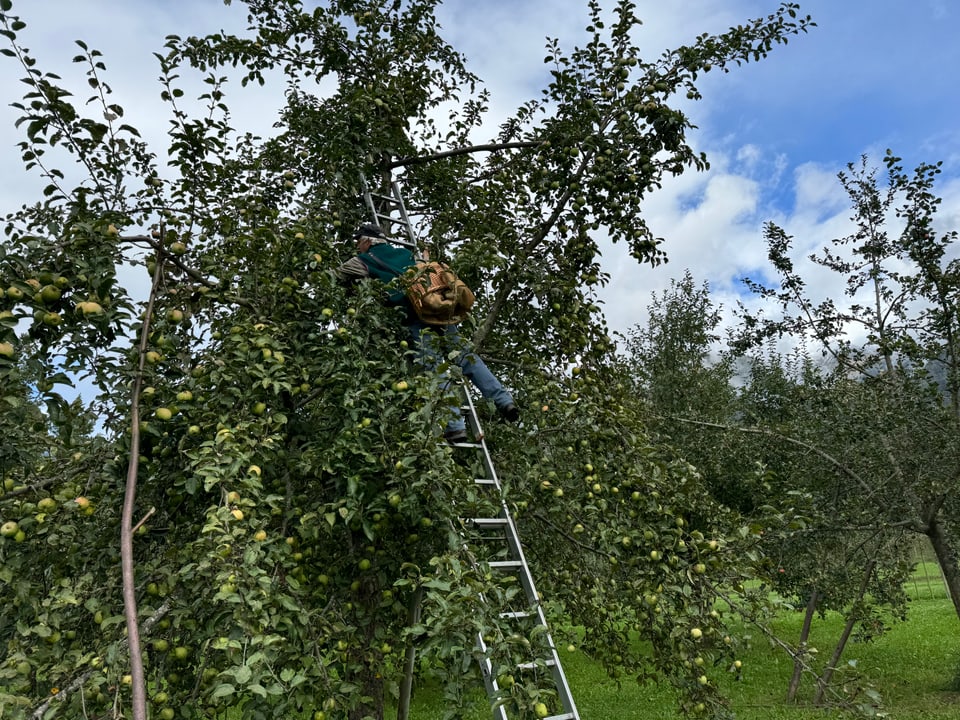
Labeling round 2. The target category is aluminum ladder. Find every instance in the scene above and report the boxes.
[361,175,580,719]
[453,388,581,720]
[360,173,419,250]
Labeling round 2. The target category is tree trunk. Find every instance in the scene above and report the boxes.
[786,588,818,703]
[397,587,424,720]
[813,559,876,706]
[348,671,385,720]
[927,514,960,621]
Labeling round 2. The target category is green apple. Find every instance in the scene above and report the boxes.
[40,285,61,303]
[37,497,57,512]
[76,300,104,316]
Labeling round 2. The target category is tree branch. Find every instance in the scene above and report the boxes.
[30,599,172,720]
[118,244,166,720]
[119,234,253,310]
[666,416,874,494]
[387,141,542,169]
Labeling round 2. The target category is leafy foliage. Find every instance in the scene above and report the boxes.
[0,1,814,719]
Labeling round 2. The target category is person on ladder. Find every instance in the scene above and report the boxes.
[334,223,519,442]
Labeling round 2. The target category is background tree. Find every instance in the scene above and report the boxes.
[735,153,960,621]
[624,272,913,708]
[621,272,751,509]
[0,1,813,719]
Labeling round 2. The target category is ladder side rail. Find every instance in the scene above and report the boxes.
[497,504,581,717]
[494,511,579,717]
[460,384,581,720]
[454,517,516,720]
[460,389,503,490]
[460,386,523,719]
[359,173,418,250]
[476,634,511,720]
[390,180,420,248]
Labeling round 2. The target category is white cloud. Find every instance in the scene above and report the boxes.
[3,0,959,357]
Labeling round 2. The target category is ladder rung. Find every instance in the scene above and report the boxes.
[450,440,483,447]
[469,518,509,527]
[474,478,497,486]
[546,714,576,720]
[488,560,522,570]
[517,658,557,670]
[499,610,535,619]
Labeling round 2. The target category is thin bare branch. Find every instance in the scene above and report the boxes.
[667,416,873,494]
[388,141,542,169]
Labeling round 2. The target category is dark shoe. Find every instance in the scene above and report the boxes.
[499,403,519,423]
[444,428,468,444]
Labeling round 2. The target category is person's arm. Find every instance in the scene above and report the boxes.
[334,256,371,284]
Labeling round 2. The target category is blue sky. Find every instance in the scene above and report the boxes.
[1,0,958,338]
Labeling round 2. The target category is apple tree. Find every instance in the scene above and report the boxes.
[734,153,960,622]
[0,1,814,719]
[622,266,923,708]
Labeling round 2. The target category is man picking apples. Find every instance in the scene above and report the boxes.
[334,224,518,442]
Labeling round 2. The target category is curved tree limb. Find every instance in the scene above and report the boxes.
[666,416,874,495]
[120,234,254,310]
[387,141,542,169]
[117,246,167,720]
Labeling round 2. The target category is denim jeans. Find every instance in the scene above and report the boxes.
[407,321,514,433]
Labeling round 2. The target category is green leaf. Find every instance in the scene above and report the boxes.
[211,683,235,699]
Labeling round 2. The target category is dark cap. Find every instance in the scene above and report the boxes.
[353,224,385,241]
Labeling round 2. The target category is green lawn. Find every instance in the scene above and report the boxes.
[407,596,960,719]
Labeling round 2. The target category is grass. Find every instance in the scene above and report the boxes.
[907,561,951,602]
[406,596,959,719]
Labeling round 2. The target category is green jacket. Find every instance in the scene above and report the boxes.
[359,243,415,304]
